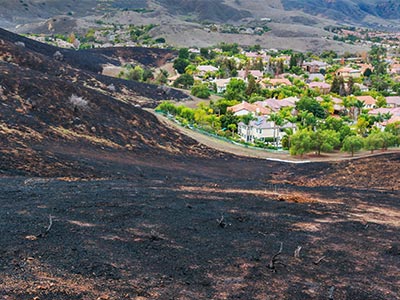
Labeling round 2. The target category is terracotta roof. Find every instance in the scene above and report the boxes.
[238,70,263,79]
[267,78,292,86]
[386,96,400,106]
[356,96,376,105]
[308,82,331,89]
[388,116,400,124]
[227,101,271,115]
[256,98,295,112]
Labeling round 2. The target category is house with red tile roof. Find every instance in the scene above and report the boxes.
[264,78,292,88]
[308,82,331,94]
[386,96,400,108]
[237,70,264,80]
[227,101,271,117]
[356,95,376,109]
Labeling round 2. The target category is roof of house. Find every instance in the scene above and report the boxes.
[242,116,295,129]
[308,82,331,89]
[197,65,218,72]
[281,96,299,104]
[267,78,292,86]
[368,108,394,115]
[213,78,232,87]
[388,115,400,124]
[303,60,328,67]
[227,101,271,115]
[309,73,325,81]
[256,98,295,112]
[386,96,400,106]
[390,64,400,70]
[337,67,361,74]
[237,70,264,79]
[356,95,376,105]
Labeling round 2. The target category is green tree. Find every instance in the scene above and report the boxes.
[290,130,312,156]
[227,123,237,137]
[224,78,247,101]
[220,110,239,129]
[269,113,285,147]
[364,133,383,153]
[341,135,364,156]
[191,83,211,99]
[245,75,258,96]
[310,129,340,155]
[296,96,327,119]
[376,96,387,108]
[173,74,194,89]
[126,65,144,81]
[173,58,190,74]
[375,131,396,150]
[178,48,190,59]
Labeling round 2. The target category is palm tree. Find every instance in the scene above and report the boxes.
[269,113,285,147]
[353,100,365,121]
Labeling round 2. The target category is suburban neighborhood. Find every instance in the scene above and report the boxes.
[156,43,400,156]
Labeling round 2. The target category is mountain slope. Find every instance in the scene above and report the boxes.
[281,0,400,22]
[0,29,205,177]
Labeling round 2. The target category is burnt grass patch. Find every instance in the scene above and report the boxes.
[0,161,399,299]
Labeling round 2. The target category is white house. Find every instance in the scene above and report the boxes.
[238,116,296,144]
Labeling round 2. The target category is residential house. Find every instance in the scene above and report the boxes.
[245,52,270,63]
[227,101,271,117]
[302,61,328,73]
[238,116,296,144]
[255,98,296,112]
[264,78,292,88]
[356,95,376,109]
[358,63,373,75]
[368,107,396,116]
[336,67,361,79]
[237,70,264,81]
[331,97,346,114]
[308,82,331,94]
[354,83,369,93]
[281,96,299,106]
[197,65,218,76]
[213,78,232,94]
[389,63,400,75]
[369,107,400,130]
[386,96,400,108]
[308,73,325,82]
